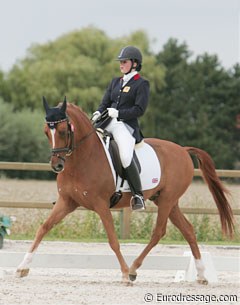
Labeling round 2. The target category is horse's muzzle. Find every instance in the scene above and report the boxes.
[50,155,65,173]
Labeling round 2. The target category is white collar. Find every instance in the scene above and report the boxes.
[122,71,138,86]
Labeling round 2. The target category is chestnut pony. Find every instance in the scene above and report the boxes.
[16,97,234,284]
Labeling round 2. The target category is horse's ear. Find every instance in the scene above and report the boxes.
[61,96,67,113]
[42,96,50,113]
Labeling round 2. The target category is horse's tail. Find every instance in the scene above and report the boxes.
[185,146,235,238]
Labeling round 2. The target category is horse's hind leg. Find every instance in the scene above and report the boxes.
[169,204,208,284]
[16,196,77,278]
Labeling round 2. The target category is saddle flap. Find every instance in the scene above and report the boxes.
[96,131,161,192]
[102,130,141,178]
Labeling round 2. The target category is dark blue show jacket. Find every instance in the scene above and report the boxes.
[98,73,150,143]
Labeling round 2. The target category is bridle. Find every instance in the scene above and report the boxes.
[46,117,95,161]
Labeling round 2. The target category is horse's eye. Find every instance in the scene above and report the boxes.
[59,130,66,137]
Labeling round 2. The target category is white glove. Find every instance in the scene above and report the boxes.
[107,108,119,118]
[91,111,101,121]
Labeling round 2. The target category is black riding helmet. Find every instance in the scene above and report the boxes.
[116,46,142,73]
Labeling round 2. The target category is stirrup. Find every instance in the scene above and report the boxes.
[130,194,146,211]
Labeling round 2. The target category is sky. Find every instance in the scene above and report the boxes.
[0,0,239,72]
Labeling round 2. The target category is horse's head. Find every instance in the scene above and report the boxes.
[43,96,74,173]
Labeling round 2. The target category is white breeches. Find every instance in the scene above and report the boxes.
[106,118,135,168]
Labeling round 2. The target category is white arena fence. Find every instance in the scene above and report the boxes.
[0,251,239,283]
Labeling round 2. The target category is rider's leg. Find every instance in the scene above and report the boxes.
[124,159,145,210]
[106,119,145,210]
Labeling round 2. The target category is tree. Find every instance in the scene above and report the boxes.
[5,27,165,116]
[0,70,10,102]
[2,29,239,170]
[0,99,52,178]
[147,39,240,169]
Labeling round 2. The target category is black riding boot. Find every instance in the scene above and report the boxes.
[124,159,145,211]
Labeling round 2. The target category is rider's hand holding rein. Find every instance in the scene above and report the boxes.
[91,111,101,122]
[107,108,119,118]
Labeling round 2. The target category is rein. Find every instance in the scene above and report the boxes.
[72,128,95,151]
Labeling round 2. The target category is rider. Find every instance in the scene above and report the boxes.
[92,46,150,210]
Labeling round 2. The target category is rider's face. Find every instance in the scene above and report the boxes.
[119,60,133,74]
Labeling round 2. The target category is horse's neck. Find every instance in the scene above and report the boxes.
[67,131,105,179]
[68,106,93,142]
[68,108,105,166]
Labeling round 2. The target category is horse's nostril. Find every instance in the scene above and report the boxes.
[56,164,64,171]
[52,163,64,173]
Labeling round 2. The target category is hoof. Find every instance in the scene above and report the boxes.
[197,278,208,285]
[129,273,137,282]
[122,277,133,286]
[15,268,30,278]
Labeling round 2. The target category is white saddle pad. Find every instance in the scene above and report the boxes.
[97,133,161,192]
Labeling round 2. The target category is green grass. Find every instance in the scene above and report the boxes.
[7,209,240,245]
[7,235,240,246]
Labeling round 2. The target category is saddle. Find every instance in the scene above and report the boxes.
[93,110,141,177]
[96,129,141,208]
[93,112,161,208]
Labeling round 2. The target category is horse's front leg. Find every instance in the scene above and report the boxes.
[16,196,77,278]
[95,205,130,284]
